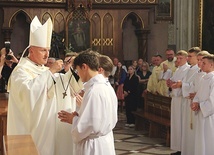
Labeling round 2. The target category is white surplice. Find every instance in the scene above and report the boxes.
[193,71,214,155]
[170,63,190,151]
[71,74,118,155]
[7,57,82,155]
[181,64,200,155]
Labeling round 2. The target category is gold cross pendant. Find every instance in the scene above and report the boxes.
[63,92,67,99]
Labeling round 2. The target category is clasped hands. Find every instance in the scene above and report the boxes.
[166,79,182,89]
[191,102,200,112]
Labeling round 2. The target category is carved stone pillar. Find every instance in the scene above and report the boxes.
[2,28,12,41]
[174,0,197,50]
[135,29,150,61]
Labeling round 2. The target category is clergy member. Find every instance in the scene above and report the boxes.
[157,49,177,96]
[7,16,82,155]
[147,54,163,94]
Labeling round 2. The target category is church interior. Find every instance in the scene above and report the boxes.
[0,0,213,155]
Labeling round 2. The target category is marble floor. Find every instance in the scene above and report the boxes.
[114,111,175,155]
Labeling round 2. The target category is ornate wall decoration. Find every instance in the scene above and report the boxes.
[156,0,174,22]
[93,0,157,4]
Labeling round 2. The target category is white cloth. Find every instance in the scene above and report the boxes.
[157,58,177,96]
[193,71,214,155]
[7,57,82,155]
[170,63,189,151]
[181,64,200,155]
[54,72,82,155]
[71,74,118,155]
[191,71,206,93]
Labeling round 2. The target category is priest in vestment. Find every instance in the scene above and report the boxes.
[7,16,82,155]
[157,49,177,97]
[54,53,83,155]
[147,54,163,94]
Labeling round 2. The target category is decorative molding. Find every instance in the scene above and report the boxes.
[198,0,203,49]
[168,23,174,45]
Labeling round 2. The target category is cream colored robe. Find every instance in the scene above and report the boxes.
[147,65,162,94]
[54,72,82,155]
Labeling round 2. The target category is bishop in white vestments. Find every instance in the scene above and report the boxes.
[7,16,82,155]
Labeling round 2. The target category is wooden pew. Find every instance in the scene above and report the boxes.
[3,135,39,155]
[132,92,171,146]
[0,93,8,155]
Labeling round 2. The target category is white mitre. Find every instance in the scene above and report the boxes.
[29,16,53,48]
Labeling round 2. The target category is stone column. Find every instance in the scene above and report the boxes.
[172,0,198,51]
[135,29,150,61]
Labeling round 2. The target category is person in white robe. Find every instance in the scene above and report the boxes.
[188,51,210,100]
[167,50,189,154]
[58,51,118,155]
[7,16,82,155]
[172,47,201,155]
[191,55,214,155]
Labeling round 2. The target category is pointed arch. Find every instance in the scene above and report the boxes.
[9,10,31,28]
[121,12,144,29]
[42,12,52,25]
[54,12,65,33]
[103,13,113,55]
[91,13,101,52]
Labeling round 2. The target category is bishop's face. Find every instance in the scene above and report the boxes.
[29,46,50,65]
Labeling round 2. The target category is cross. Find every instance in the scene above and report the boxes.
[63,92,67,99]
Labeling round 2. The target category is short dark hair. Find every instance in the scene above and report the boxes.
[73,50,100,71]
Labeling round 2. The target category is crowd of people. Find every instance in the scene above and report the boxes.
[0,15,214,155]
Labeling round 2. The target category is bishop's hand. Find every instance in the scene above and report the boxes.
[49,59,63,73]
